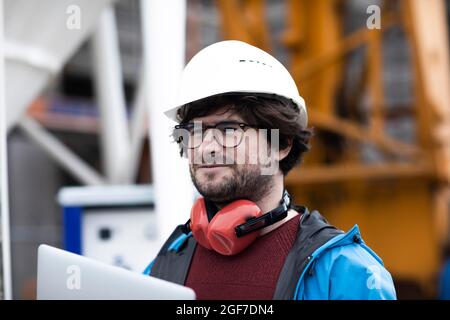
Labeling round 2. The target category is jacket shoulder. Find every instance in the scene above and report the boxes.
[310,242,397,300]
[156,225,188,256]
[142,225,189,275]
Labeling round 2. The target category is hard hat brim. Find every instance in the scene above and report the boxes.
[164,91,308,130]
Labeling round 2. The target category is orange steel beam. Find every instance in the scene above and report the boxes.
[215,0,271,51]
[292,13,398,83]
[367,27,386,135]
[309,109,420,158]
[403,0,450,183]
[286,162,432,185]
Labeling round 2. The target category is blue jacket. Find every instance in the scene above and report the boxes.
[439,259,450,299]
[294,225,396,299]
[144,210,397,300]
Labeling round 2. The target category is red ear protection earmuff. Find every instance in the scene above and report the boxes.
[186,191,291,256]
[190,198,263,255]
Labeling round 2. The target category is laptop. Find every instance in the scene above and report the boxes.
[37,244,196,300]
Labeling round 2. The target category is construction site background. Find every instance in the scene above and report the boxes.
[0,0,450,300]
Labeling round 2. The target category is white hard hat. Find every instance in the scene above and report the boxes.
[164,40,308,129]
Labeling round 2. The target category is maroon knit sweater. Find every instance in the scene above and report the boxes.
[185,214,300,300]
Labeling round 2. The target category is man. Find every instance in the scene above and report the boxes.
[144,40,396,300]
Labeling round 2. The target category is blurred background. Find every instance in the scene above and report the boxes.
[0,0,449,300]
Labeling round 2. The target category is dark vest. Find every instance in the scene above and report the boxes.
[149,208,344,299]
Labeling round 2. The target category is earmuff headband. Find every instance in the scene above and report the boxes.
[182,190,292,238]
[234,190,291,237]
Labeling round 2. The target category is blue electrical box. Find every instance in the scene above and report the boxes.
[58,185,158,272]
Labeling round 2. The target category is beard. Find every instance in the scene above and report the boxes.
[190,164,273,205]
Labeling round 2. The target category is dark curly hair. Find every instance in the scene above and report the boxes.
[174,93,312,176]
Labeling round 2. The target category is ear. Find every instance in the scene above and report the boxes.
[276,139,292,162]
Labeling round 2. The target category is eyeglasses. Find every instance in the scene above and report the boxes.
[174,121,258,149]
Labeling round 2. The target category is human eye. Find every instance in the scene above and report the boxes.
[217,122,240,132]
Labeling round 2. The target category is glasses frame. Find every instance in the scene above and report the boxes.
[174,121,259,149]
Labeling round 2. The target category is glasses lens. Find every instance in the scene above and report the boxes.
[176,122,246,149]
[188,127,203,149]
[215,123,244,148]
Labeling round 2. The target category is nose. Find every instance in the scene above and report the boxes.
[198,129,222,155]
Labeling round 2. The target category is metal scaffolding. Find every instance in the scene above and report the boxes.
[1,0,194,299]
[0,0,12,301]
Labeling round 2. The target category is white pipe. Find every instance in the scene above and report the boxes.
[0,0,13,300]
[126,70,147,182]
[19,117,105,186]
[91,5,130,184]
[3,40,60,74]
[140,0,194,247]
